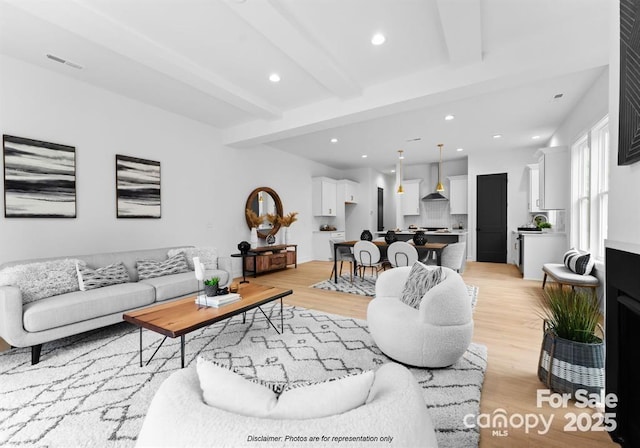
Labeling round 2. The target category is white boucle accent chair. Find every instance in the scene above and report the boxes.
[135,362,438,448]
[368,266,473,368]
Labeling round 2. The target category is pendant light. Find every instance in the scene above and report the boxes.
[436,143,445,192]
[396,149,404,194]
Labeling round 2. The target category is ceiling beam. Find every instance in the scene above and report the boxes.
[6,0,282,120]
[224,0,361,98]
[436,0,483,66]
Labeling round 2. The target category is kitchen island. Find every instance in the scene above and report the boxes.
[375,230,467,245]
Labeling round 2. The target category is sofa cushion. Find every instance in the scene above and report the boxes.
[399,263,442,309]
[137,253,189,280]
[0,259,83,304]
[139,271,198,302]
[23,282,155,332]
[563,248,595,275]
[77,261,130,291]
[196,357,374,419]
[167,247,218,270]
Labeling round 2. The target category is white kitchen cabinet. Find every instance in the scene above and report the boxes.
[312,231,345,261]
[401,179,422,215]
[521,232,568,280]
[448,175,468,214]
[537,146,569,210]
[527,164,541,212]
[312,177,337,216]
[339,179,359,203]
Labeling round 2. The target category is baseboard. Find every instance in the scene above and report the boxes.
[0,337,10,352]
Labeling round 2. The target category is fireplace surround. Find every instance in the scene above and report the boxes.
[606,246,640,446]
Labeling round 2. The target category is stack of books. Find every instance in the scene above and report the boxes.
[195,293,241,308]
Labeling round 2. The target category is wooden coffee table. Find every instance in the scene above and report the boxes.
[123,283,293,368]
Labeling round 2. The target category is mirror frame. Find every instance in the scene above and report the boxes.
[245,186,283,239]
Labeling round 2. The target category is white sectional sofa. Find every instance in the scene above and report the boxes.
[0,246,232,364]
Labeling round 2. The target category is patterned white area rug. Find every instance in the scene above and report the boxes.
[311,274,480,308]
[0,304,487,448]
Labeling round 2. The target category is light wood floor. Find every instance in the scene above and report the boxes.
[251,261,616,448]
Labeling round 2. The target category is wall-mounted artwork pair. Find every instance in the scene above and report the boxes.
[2,135,161,219]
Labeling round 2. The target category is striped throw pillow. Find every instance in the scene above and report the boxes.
[399,262,443,309]
[563,248,595,275]
[137,253,190,280]
[77,261,130,291]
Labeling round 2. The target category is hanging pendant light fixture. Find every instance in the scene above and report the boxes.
[422,144,449,201]
[396,149,404,194]
[436,143,445,192]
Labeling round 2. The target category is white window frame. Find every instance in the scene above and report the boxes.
[570,116,609,260]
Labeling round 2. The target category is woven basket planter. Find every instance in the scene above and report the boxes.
[537,320,604,395]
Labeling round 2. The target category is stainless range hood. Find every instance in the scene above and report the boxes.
[422,191,448,201]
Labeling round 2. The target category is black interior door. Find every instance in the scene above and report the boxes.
[377,187,383,231]
[476,173,507,263]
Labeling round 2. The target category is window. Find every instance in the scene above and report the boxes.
[570,116,609,259]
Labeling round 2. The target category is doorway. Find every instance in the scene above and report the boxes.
[476,173,507,263]
[377,187,383,231]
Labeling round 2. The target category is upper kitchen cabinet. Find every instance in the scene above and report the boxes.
[537,146,569,210]
[448,175,468,214]
[339,179,359,204]
[401,179,422,215]
[527,164,541,213]
[312,177,337,216]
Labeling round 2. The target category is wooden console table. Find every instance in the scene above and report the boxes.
[242,244,297,277]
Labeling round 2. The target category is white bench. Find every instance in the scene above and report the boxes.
[541,263,599,297]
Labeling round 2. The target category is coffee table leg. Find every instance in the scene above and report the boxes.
[139,327,142,367]
[280,298,283,333]
[181,335,185,368]
[243,312,246,324]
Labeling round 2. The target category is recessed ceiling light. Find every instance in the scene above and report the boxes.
[361,154,368,158]
[371,33,386,46]
[391,169,396,173]
[493,134,502,139]
[269,73,281,83]
[445,114,455,121]
[456,148,464,152]
[532,135,541,140]
[330,138,338,143]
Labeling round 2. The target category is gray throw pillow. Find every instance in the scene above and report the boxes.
[0,259,83,304]
[77,261,130,291]
[137,253,190,280]
[399,263,443,309]
[167,247,218,270]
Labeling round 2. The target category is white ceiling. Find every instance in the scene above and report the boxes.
[0,0,611,170]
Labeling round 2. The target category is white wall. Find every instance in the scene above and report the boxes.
[607,5,640,248]
[0,55,336,270]
[467,147,539,262]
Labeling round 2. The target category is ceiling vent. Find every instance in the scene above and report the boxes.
[46,54,83,70]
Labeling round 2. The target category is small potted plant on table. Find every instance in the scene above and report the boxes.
[204,277,220,297]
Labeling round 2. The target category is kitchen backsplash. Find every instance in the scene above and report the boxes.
[404,200,468,229]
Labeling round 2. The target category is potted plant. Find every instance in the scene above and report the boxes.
[245,208,263,247]
[278,212,298,245]
[204,277,220,297]
[537,286,604,395]
[537,222,552,232]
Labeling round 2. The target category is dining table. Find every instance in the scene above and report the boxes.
[332,240,448,283]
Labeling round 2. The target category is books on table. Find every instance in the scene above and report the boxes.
[195,293,241,308]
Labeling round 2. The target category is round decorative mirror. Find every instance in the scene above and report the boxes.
[245,187,283,239]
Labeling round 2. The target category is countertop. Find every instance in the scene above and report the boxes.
[376,230,468,235]
[515,230,566,237]
[313,230,345,233]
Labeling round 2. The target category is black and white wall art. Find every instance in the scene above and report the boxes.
[3,135,77,218]
[116,155,161,218]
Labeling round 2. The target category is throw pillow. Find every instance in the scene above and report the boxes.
[0,259,83,304]
[196,357,374,419]
[563,248,595,275]
[137,253,189,280]
[167,247,218,270]
[77,261,130,291]
[399,263,443,309]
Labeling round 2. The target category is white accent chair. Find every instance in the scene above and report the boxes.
[135,363,438,448]
[353,241,385,279]
[329,238,356,283]
[367,265,473,367]
[425,242,466,273]
[387,241,419,267]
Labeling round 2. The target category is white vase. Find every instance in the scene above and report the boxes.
[250,227,258,248]
[282,227,289,245]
